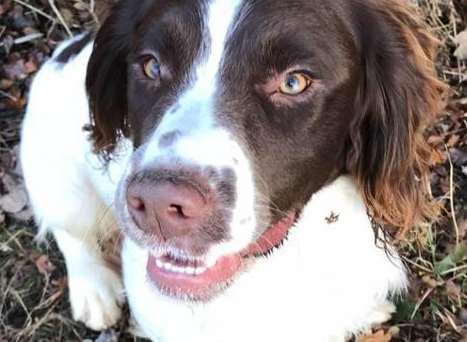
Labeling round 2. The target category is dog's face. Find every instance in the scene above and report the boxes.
[86,0,443,300]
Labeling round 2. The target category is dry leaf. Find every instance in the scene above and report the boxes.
[447,134,460,147]
[459,220,467,239]
[430,148,447,165]
[422,275,442,288]
[446,280,461,304]
[0,79,14,89]
[454,30,467,60]
[48,277,67,302]
[357,330,393,342]
[35,255,56,275]
[0,186,28,213]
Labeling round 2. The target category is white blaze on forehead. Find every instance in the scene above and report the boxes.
[142,0,244,164]
[137,0,257,262]
[193,0,243,97]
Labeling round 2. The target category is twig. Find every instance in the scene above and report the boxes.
[445,145,460,247]
[0,26,6,40]
[402,256,433,273]
[89,0,100,25]
[48,0,73,38]
[440,264,467,276]
[14,32,44,45]
[0,32,44,48]
[411,287,435,320]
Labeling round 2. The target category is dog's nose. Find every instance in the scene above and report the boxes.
[127,179,211,240]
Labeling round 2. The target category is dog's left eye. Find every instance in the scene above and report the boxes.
[279,73,312,95]
[142,57,161,80]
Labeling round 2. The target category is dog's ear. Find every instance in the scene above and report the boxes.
[86,1,152,160]
[347,0,446,236]
[85,3,131,159]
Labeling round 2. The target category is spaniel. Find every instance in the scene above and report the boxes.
[21,0,444,341]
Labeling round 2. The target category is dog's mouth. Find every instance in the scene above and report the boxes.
[146,212,296,301]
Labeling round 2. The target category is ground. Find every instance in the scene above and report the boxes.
[0,0,466,341]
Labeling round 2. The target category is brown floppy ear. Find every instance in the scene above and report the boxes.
[86,1,153,160]
[347,0,446,237]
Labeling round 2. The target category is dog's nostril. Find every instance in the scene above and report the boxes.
[168,204,187,219]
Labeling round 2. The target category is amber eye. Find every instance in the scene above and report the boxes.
[143,57,161,79]
[279,72,312,95]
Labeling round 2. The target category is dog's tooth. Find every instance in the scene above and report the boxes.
[155,259,164,268]
[173,265,185,274]
[163,262,173,272]
[185,267,196,275]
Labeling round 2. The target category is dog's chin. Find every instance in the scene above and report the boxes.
[143,212,297,302]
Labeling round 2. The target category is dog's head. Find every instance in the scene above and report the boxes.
[86,0,444,300]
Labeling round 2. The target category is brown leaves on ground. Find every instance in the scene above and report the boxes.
[0,168,33,222]
[35,255,57,275]
[357,330,394,342]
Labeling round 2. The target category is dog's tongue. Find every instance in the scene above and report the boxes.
[146,212,296,299]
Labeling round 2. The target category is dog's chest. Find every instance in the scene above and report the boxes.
[120,177,406,342]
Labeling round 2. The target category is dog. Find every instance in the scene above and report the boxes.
[20,0,444,341]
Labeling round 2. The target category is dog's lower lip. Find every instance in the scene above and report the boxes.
[147,253,242,299]
[146,212,297,300]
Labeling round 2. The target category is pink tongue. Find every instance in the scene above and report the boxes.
[146,212,296,299]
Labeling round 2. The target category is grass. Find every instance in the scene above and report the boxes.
[0,0,466,341]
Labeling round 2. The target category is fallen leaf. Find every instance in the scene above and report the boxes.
[454,30,467,60]
[35,255,56,275]
[0,79,14,89]
[422,275,441,288]
[445,280,461,304]
[357,330,393,342]
[51,276,67,289]
[427,134,444,145]
[459,220,467,239]
[0,186,28,213]
[3,59,28,80]
[430,148,447,165]
[435,244,467,276]
[447,134,460,147]
[48,277,67,302]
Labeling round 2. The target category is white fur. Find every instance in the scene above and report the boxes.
[123,176,406,342]
[21,40,128,330]
[21,17,407,342]
[137,0,257,263]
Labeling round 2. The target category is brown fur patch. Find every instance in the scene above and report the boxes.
[354,0,447,238]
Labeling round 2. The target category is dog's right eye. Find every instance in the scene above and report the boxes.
[142,57,161,80]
